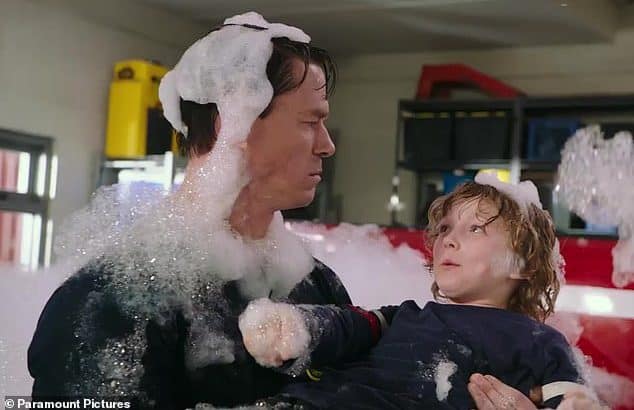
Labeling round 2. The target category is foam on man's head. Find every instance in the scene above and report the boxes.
[159,12,311,145]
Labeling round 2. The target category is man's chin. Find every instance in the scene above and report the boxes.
[281,192,316,212]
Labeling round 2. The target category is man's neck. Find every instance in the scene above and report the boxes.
[229,184,275,240]
[178,159,276,240]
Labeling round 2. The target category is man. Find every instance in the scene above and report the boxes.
[29,12,350,409]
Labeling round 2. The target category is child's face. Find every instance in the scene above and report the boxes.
[432,198,520,308]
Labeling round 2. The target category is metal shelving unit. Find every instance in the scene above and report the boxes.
[391,94,634,235]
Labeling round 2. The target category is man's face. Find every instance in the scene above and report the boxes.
[245,60,334,211]
[432,199,520,306]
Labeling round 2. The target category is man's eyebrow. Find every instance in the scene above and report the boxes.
[300,108,329,118]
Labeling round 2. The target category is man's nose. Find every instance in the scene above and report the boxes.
[315,125,335,158]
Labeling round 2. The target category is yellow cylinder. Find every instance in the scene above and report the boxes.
[479,169,511,182]
[105,60,170,158]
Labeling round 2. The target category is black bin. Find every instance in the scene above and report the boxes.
[403,114,452,167]
[454,111,511,160]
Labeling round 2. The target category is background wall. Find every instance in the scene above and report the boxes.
[0,0,205,241]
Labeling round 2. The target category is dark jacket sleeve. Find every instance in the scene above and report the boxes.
[299,304,399,368]
[28,266,190,409]
[28,269,107,396]
[287,259,352,306]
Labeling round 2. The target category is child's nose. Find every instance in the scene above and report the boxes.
[442,232,459,249]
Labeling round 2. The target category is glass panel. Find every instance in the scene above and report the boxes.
[0,149,30,194]
[0,210,41,270]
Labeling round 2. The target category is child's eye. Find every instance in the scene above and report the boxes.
[470,225,484,233]
[438,224,449,233]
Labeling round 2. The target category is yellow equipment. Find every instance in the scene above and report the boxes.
[105,60,175,158]
[478,169,511,182]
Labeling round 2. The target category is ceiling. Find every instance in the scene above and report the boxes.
[128,0,633,56]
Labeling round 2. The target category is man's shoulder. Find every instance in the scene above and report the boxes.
[35,258,127,332]
[55,259,114,296]
[288,258,351,305]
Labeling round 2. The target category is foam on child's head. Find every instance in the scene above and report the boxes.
[427,179,525,237]
[474,171,543,215]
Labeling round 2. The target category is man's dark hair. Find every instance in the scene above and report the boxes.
[175,27,337,158]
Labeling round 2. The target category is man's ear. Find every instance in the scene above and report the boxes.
[214,114,221,135]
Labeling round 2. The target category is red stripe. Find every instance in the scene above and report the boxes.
[347,305,381,344]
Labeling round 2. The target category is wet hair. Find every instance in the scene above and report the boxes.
[175,25,337,158]
[425,181,560,322]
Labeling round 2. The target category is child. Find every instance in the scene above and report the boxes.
[239,173,590,409]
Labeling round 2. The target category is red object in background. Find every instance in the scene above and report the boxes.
[416,63,523,99]
[0,149,22,264]
[558,235,634,290]
[383,228,633,409]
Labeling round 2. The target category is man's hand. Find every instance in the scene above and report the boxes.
[468,373,538,410]
[238,298,311,368]
[557,390,608,410]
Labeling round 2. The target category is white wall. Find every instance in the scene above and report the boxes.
[0,0,206,248]
[328,25,634,226]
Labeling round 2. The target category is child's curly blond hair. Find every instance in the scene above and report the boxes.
[426,181,560,322]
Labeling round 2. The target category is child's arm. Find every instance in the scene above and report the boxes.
[538,329,597,409]
[238,298,398,371]
[307,303,399,367]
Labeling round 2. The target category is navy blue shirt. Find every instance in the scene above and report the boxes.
[283,301,582,409]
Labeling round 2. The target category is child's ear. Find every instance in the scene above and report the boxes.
[508,256,527,280]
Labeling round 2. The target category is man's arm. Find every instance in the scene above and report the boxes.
[287,259,352,305]
[28,266,189,408]
[28,271,101,396]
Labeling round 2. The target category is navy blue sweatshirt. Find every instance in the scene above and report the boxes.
[28,258,351,409]
[282,301,583,409]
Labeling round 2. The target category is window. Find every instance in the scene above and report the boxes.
[0,129,55,269]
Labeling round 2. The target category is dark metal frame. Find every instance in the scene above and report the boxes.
[0,127,54,266]
[392,94,634,232]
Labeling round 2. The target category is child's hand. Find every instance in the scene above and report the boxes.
[238,298,311,368]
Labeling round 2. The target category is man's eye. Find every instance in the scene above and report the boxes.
[304,120,319,126]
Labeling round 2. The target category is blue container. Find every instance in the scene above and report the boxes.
[526,119,582,161]
[442,171,475,194]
